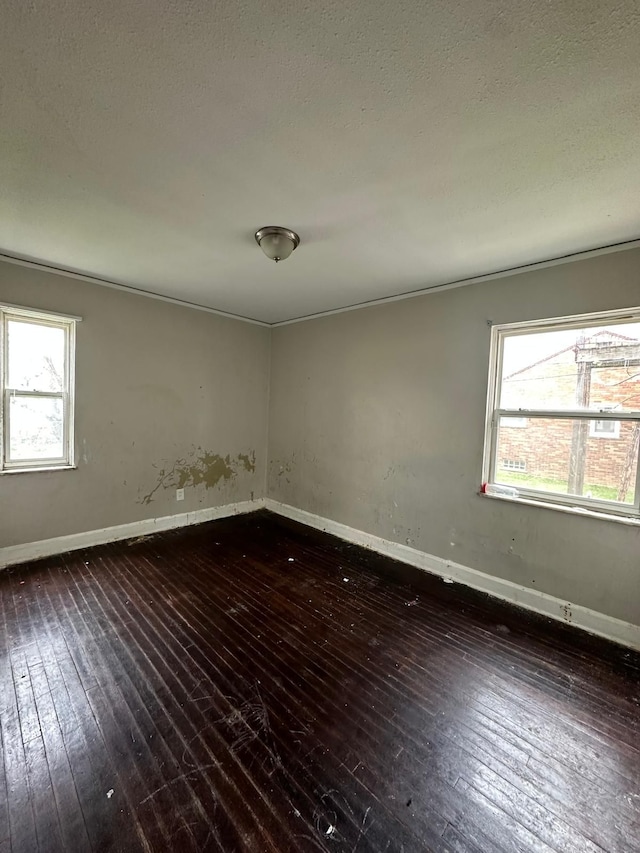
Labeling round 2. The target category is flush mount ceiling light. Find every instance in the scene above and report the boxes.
[254,226,300,263]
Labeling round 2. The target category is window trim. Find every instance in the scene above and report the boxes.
[482,307,640,520]
[0,305,78,473]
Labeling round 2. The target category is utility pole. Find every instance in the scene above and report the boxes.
[568,341,591,495]
[617,423,640,503]
[568,338,640,497]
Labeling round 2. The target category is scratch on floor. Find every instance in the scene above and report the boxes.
[352,805,373,852]
[185,682,284,775]
[139,764,218,805]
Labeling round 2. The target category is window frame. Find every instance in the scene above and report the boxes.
[0,304,78,473]
[482,306,640,520]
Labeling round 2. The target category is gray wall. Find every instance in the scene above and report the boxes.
[268,248,640,625]
[0,261,270,547]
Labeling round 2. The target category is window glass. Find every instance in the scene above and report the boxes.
[495,416,638,505]
[500,322,640,413]
[9,395,65,460]
[7,320,65,392]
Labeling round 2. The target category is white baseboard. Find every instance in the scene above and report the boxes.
[264,499,640,652]
[0,498,266,569]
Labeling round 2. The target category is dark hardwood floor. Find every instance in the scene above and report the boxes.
[1,510,639,852]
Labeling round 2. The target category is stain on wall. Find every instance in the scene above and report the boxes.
[140,448,257,505]
[269,455,295,485]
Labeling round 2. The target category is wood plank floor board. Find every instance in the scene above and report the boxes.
[227,523,640,783]
[276,521,640,684]
[21,730,65,853]
[433,713,637,853]
[89,551,434,853]
[115,520,640,852]
[107,528,636,848]
[219,532,624,720]
[94,546,457,852]
[448,633,640,745]
[74,556,301,853]
[11,647,89,850]
[69,544,444,852]
[274,544,640,848]
[56,560,222,853]
[1,574,42,853]
[0,721,8,850]
[4,581,88,850]
[41,563,180,853]
[171,532,640,812]
[1,510,639,852]
[291,542,638,728]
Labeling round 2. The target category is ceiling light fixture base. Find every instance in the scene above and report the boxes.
[254,226,300,262]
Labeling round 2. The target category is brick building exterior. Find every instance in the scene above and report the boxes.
[497,331,640,498]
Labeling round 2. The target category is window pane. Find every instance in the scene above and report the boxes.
[7,320,65,392]
[500,321,640,412]
[8,395,65,461]
[495,416,639,505]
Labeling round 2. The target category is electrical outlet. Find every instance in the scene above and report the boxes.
[176,488,185,501]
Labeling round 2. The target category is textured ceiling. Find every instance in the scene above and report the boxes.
[2,0,640,324]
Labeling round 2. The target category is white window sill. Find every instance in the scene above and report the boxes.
[480,490,640,526]
[1,465,77,475]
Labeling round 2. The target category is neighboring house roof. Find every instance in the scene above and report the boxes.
[505,329,640,380]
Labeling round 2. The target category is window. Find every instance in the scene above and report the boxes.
[501,459,526,471]
[589,418,620,438]
[483,307,640,518]
[1,305,77,471]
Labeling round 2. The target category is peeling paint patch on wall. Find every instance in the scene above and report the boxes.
[140,448,256,505]
[237,451,256,473]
